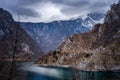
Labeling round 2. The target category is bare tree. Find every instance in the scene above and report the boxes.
[8,15,20,80]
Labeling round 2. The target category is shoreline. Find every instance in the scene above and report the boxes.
[35,64,120,72]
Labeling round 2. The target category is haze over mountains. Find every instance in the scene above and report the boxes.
[20,12,104,53]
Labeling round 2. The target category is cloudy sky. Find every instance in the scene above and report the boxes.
[0,0,118,22]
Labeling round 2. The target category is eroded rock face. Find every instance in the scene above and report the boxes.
[36,2,120,71]
[0,8,43,61]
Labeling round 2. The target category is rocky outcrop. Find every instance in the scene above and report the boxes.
[36,1,120,71]
[0,8,43,61]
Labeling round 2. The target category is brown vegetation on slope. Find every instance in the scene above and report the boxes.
[36,2,120,71]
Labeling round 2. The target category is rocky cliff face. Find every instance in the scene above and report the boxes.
[36,2,120,71]
[0,8,43,61]
[20,12,104,53]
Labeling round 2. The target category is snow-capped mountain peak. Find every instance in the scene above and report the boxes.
[20,12,105,53]
[83,12,104,29]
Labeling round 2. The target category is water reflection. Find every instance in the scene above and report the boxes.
[27,66,120,80]
[79,71,120,80]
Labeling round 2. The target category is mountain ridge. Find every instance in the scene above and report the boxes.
[0,8,43,61]
[36,2,120,71]
[20,12,104,53]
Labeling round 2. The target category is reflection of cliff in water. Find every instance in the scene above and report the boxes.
[79,71,120,80]
[27,66,120,80]
[0,61,120,80]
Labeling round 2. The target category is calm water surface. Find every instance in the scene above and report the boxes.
[27,66,120,80]
[0,61,120,80]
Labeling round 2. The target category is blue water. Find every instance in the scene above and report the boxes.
[27,66,120,80]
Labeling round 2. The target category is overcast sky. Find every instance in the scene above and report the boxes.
[0,0,118,22]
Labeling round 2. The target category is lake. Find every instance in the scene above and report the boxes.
[26,66,120,80]
[0,61,120,80]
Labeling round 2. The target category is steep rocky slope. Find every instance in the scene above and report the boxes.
[20,12,104,53]
[20,19,89,53]
[0,8,43,61]
[36,2,120,71]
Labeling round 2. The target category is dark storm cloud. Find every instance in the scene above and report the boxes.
[17,0,42,5]
[0,0,118,22]
[50,0,90,7]
[10,7,40,17]
[0,0,41,18]
[88,2,108,13]
[51,0,90,16]
[60,0,118,16]
[92,2,108,7]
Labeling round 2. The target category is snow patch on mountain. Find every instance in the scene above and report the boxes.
[20,12,104,53]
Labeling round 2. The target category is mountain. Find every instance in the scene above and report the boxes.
[83,13,104,29]
[20,12,104,53]
[0,8,43,61]
[36,2,120,71]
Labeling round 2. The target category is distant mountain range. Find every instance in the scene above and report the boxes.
[20,12,104,53]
